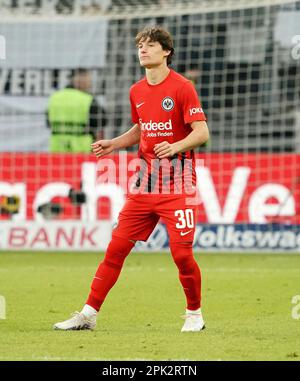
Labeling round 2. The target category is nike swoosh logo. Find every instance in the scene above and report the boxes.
[136,102,145,108]
[180,230,192,236]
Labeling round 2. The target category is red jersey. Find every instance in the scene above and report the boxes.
[129,69,206,195]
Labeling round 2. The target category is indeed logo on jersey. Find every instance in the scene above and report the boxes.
[139,118,173,138]
[140,118,172,131]
[189,107,203,116]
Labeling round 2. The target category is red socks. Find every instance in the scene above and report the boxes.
[86,236,135,311]
[86,237,201,312]
[169,242,201,310]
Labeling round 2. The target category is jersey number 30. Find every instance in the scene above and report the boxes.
[174,209,194,229]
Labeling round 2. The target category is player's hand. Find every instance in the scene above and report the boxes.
[91,139,115,158]
[154,141,179,159]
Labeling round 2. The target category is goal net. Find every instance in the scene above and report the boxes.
[0,0,300,251]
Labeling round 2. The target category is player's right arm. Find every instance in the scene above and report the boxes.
[91,123,140,158]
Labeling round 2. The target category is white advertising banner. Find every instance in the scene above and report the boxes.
[0,221,112,251]
[0,19,108,69]
[0,19,108,151]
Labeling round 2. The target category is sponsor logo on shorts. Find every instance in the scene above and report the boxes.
[180,230,193,236]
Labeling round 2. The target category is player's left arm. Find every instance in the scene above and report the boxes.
[154,120,209,159]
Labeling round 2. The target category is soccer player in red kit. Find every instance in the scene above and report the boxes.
[54,26,209,332]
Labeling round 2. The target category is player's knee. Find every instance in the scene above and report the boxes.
[104,236,135,268]
[169,241,195,272]
[170,241,193,256]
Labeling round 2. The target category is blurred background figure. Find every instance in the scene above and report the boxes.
[46,68,107,153]
[184,65,210,150]
[184,66,201,86]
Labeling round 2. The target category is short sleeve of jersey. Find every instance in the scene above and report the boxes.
[179,81,207,124]
[129,87,139,124]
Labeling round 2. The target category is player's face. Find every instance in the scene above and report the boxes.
[137,38,170,68]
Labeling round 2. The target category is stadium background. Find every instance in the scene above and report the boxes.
[0,0,300,252]
[0,0,300,363]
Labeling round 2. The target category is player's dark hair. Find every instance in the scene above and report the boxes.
[135,26,174,66]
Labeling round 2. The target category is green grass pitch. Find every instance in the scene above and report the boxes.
[0,251,299,361]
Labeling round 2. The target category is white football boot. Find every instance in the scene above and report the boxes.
[53,311,96,331]
[181,310,205,332]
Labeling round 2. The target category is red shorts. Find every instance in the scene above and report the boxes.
[112,194,197,243]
